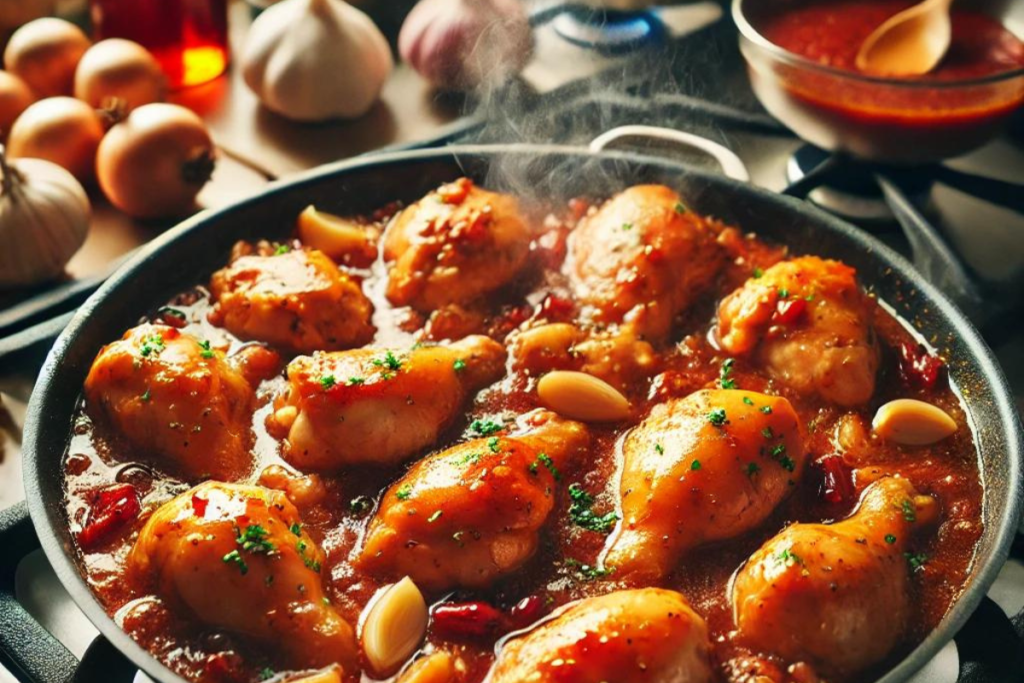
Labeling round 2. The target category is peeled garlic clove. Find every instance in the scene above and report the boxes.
[361,577,428,676]
[288,665,344,683]
[297,205,378,267]
[872,398,957,446]
[397,651,455,683]
[537,370,631,422]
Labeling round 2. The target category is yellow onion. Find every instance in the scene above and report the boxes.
[74,39,167,111]
[0,71,35,141]
[7,96,104,184]
[3,17,91,97]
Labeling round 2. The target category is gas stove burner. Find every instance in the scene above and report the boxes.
[786,145,932,226]
[551,7,667,54]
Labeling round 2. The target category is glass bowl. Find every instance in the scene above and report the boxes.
[732,0,1024,164]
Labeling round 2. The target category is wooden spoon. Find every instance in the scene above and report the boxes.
[855,0,954,76]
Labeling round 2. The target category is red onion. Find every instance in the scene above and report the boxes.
[398,0,532,90]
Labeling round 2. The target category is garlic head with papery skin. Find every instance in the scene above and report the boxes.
[399,0,532,90]
[241,0,393,122]
[0,144,90,287]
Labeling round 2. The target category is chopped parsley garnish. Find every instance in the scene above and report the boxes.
[621,222,633,231]
[290,523,302,536]
[902,500,916,522]
[905,552,928,571]
[198,340,215,358]
[259,666,276,681]
[746,462,761,477]
[529,453,561,481]
[760,405,773,414]
[654,443,664,455]
[761,427,774,439]
[674,201,688,214]
[453,359,467,372]
[346,376,365,386]
[319,375,337,390]
[752,267,764,279]
[395,485,412,500]
[140,389,151,402]
[487,436,501,453]
[885,534,897,544]
[350,496,373,515]
[742,396,755,406]
[720,358,737,389]
[707,408,728,427]
[777,548,803,567]
[470,419,503,437]
[456,451,484,466]
[691,460,702,471]
[778,287,790,299]
[564,558,616,581]
[222,549,248,575]
[372,350,403,372]
[805,293,815,302]
[139,334,165,357]
[427,510,443,523]
[567,484,618,533]
[274,244,290,255]
[770,444,795,472]
[237,524,276,556]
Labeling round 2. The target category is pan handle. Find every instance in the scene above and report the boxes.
[0,503,80,683]
[589,125,751,182]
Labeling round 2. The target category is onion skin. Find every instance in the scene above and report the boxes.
[0,71,35,141]
[4,18,91,98]
[7,96,104,184]
[96,103,215,219]
[74,39,167,111]
[398,0,532,90]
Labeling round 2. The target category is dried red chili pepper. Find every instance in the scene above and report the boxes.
[77,483,141,551]
[898,341,944,390]
[773,297,808,325]
[431,601,506,640]
[814,455,855,506]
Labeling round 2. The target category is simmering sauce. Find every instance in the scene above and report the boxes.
[62,185,983,683]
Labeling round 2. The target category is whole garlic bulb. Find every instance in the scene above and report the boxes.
[399,0,532,90]
[0,144,90,287]
[241,0,393,122]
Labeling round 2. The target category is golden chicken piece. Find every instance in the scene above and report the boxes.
[128,482,357,671]
[716,256,879,406]
[268,336,506,470]
[208,243,374,354]
[383,178,531,311]
[508,322,658,392]
[604,389,805,582]
[489,588,712,683]
[84,324,256,480]
[731,477,938,677]
[357,410,589,591]
[569,185,725,339]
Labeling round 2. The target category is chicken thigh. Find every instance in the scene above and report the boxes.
[731,477,938,677]
[357,410,588,591]
[508,322,658,392]
[84,324,256,480]
[716,256,879,406]
[268,336,506,470]
[604,389,805,582]
[209,243,374,354]
[128,481,357,670]
[489,588,712,683]
[384,178,531,311]
[569,185,725,339]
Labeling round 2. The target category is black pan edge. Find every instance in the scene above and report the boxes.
[21,144,1024,683]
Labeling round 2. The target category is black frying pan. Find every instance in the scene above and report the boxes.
[19,145,1024,683]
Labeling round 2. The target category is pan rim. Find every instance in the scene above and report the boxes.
[21,143,1024,683]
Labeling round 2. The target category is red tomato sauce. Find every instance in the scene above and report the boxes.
[760,0,1024,80]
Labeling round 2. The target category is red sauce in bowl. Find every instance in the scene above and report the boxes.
[760,0,1024,80]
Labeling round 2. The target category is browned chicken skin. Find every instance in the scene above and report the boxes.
[489,588,712,683]
[83,324,257,480]
[569,185,725,340]
[128,482,358,671]
[732,477,938,677]
[716,256,879,406]
[268,336,506,470]
[508,322,658,392]
[384,178,532,311]
[604,389,806,582]
[357,410,589,591]
[209,243,374,354]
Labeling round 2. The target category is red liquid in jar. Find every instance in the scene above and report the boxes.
[90,0,229,89]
